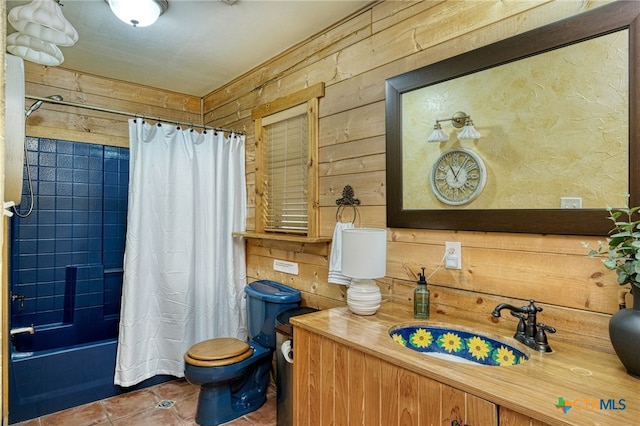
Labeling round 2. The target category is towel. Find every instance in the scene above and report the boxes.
[328,221,354,285]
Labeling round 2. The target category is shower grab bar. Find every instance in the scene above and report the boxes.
[10,326,35,336]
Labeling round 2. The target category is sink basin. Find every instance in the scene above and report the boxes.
[389,325,528,366]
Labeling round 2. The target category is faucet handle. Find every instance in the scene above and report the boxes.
[534,322,555,353]
[537,323,556,333]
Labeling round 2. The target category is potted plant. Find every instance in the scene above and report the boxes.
[583,206,640,378]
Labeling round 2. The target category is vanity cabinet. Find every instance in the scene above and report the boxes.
[499,407,549,426]
[293,327,497,425]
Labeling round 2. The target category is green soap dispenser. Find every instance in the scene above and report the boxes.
[414,267,430,319]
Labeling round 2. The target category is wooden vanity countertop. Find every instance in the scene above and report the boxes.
[291,302,640,426]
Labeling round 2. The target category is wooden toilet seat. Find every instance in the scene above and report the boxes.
[184,337,253,367]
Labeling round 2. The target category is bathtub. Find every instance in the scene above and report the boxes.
[9,325,172,424]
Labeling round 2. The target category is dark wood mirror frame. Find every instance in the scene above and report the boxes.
[385,1,640,236]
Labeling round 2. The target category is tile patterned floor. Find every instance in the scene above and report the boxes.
[12,379,276,426]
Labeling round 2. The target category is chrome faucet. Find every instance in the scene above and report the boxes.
[491,299,555,352]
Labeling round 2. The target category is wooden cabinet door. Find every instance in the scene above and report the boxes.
[499,407,550,426]
[293,327,497,426]
[442,384,497,426]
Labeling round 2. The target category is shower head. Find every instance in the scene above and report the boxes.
[25,95,63,118]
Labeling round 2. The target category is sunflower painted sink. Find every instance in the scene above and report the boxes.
[389,325,528,367]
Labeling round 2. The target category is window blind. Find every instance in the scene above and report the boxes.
[263,112,308,233]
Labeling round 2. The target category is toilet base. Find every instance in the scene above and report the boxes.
[185,343,272,426]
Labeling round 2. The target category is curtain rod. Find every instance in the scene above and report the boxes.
[24,94,244,135]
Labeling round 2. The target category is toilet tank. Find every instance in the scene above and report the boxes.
[245,280,301,350]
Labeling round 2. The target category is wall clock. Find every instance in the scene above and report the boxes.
[430,148,486,206]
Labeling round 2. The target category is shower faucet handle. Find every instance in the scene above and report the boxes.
[11,293,25,308]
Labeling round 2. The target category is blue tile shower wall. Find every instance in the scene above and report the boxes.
[10,138,129,344]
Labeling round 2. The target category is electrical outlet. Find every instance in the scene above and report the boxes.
[560,197,582,209]
[445,241,462,270]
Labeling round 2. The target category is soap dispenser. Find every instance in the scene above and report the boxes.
[414,267,430,319]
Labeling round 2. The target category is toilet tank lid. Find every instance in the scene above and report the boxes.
[245,280,302,303]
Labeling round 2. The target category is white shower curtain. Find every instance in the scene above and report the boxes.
[114,120,247,387]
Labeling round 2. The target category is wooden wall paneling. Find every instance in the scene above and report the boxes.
[319,171,385,208]
[442,385,466,426]
[398,368,420,426]
[25,81,201,122]
[308,332,322,424]
[320,336,335,424]
[468,392,498,426]
[293,327,311,425]
[332,1,545,81]
[370,0,445,32]
[363,354,382,425]
[244,255,342,301]
[318,135,385,166]
[199,0,627,355]
[347,348,365,425]
[499,406,550,426]
[205,0,609,125]
[384,239,619,314]
[202,8,373,115]
[24,64,202,146]
[334,342,349,424]
[25,64,201,112]
[319,152,385,180]
[380,357,399,426]
[319,206,386,235]
[418,375,442,425]
[318,2,599,120]
[318,102,384,147]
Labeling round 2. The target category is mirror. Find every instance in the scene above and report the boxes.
[385,1,640,235]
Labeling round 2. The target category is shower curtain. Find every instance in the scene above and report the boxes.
[114,120,247,387]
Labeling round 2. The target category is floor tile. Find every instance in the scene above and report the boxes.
[101,388,159,421]
[151,378,199,401]
[111,407,183,426]
[40,402,108,426]
[171,391,198,423]
[12,378,277,426]
[244,396,276,426]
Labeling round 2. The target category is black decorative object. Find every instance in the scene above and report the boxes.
[609,288,640,379]
[335,185,360,207]
[335,185,360,224]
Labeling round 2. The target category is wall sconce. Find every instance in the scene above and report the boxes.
[106,0,169,27]
[427,111,481,142]
[341,228,387,316]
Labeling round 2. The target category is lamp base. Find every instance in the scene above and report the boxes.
[347,279,381,315]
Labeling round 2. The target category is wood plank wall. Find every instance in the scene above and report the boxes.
[20,0,624,354]
[23,63,202,147]
[202,0,622,353]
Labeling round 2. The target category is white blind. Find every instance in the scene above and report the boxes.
[264,111,308,233]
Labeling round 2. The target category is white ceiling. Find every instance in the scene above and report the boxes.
[6,0,374,96]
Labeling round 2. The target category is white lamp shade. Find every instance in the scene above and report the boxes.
[7,32,64,66]
[8,0,78,47]
[107,0,163,27]
[341,228,387,279]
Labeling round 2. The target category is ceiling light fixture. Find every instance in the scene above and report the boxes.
[106,0,169,28]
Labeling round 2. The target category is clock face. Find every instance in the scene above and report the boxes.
[430,148,486,205]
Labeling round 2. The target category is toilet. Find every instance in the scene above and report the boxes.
[184,280,301,426]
